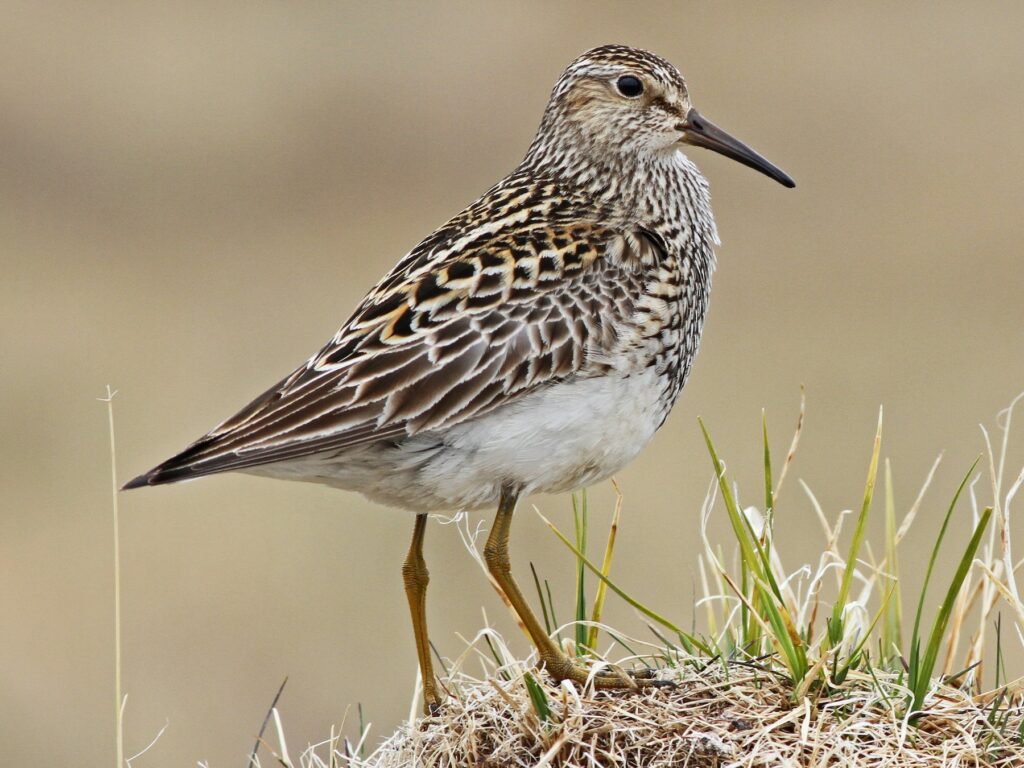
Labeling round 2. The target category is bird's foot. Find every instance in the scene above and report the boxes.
[541,654,675,691]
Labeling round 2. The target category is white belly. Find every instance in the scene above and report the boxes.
[248,369,667,513]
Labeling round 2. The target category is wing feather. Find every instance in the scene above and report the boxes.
[124,182,659,489]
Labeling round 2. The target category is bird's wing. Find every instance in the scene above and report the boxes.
[124,194,661,487]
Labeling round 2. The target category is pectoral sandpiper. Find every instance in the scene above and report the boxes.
[124,44,794,714]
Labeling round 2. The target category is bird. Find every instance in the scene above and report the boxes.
[123,44,794,714]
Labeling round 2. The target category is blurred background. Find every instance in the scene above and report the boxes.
[2,2,1023,764]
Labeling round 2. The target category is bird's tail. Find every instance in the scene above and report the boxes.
[120,437,225,489]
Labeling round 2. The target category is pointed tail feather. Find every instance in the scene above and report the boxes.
[120,439,223,490]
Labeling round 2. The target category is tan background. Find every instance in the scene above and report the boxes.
[2,2,1023,764]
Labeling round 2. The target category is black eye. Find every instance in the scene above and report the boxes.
[615,75,644,98]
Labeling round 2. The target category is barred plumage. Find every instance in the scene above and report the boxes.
[124,44,793,710]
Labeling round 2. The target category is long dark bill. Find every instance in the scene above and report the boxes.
[681,108,795,188]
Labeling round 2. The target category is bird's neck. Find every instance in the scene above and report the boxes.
[522,138,719,251]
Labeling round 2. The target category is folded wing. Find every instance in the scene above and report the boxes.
[123,217,655,488]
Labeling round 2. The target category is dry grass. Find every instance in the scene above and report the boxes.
[260,631,1024,767]
[342,657,1022,767]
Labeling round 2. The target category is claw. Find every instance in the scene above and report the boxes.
[628,668,677,688]
[638,677,677,689]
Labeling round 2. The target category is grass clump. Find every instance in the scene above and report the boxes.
[255,394,1024,767]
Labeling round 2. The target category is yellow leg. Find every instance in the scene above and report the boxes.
[483,486,636,690]
[402,513,442,715]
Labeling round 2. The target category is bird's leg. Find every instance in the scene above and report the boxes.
[483,486,636,691]
[402,513,442,715]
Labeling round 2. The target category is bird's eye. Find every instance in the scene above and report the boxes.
[615,75,644,98]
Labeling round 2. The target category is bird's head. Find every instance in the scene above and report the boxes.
[531,45,794,188]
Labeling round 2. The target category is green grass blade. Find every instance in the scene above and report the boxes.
[523,672,552,723]
[718,566,808,686]
[834,582,896,684]
[544,578,562,644]
[761,411,774,638]
[909,457,981,679]
[911,506,992,713]
[737,501,790,621]
[740,554,752,650]
[829,408,882,649]
[864,652,896,713]
[530,562,553,636]
[538,508,711,654]
[701,417,813,677]
[699,419,786,603]
[483,634,512,682]
[758,585,804,681]
[573,490,589,652]
[763,409,774,515]
[995,613,1005,689]
[587,484,622,651]
[698,418,760,576]
[882,458,903,661]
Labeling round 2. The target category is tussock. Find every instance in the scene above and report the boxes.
[253,393,1024,768]
[355,659,1023,767]
[265,644,1024,767]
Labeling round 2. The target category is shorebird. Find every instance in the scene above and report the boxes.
[124,44,793,713]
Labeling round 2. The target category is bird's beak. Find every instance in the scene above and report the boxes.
[680,108,795,188]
